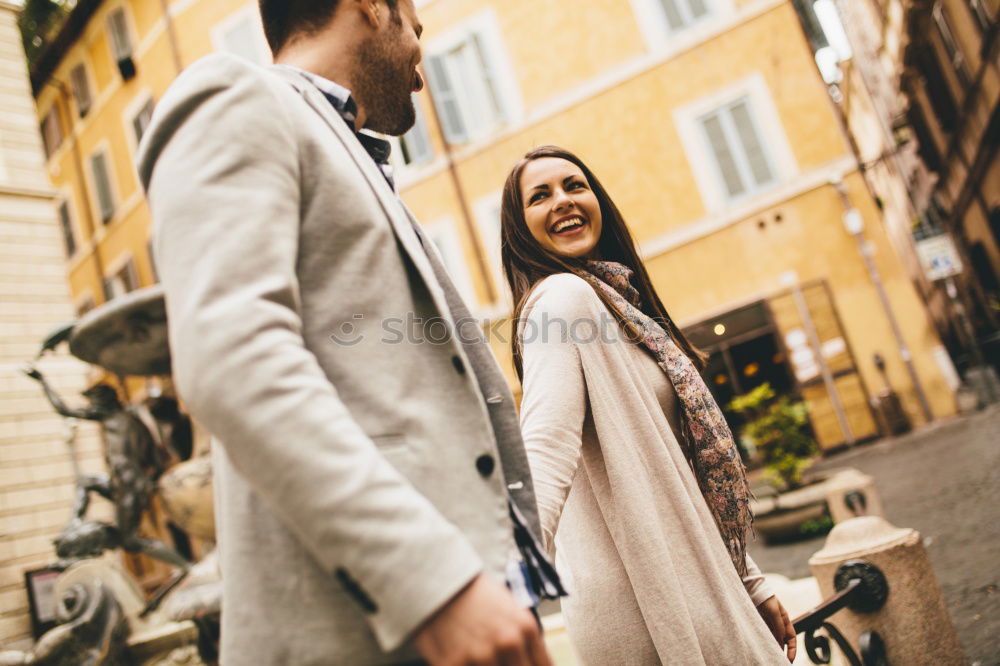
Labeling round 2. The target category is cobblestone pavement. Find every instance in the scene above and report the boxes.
[748,405,1000,664]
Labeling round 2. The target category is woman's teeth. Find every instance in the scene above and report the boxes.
[553,217,584,233]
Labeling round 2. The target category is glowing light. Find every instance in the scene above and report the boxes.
[713,324,726,336]
[714,374,728,386]
[743,362,760,377]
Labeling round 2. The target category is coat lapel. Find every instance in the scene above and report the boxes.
[266,66,452,319]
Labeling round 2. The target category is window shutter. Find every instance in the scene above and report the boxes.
[400,99,433,165]
[701,113,745,197]
[729,101,773,186]
[470,32,505,122]
[132,99,154,145]
[658,0,686,29]
[91,153,115,223]
[58,202,75,256]
[70,65,91,116]
[426,54,468,143]
[108,9,132,60]
[41,108,63,158]
[687,0,709,21]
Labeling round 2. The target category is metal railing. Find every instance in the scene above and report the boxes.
[791,559,890,665]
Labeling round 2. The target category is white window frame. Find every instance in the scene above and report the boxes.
[69,62,93,117]
[88,143,118,225]
[211,5,271,66]
[474,192,509,310]
[424,218,477,306]
[123,90,154,158]
[424,8,522,145]
[673,73,796,213]
[627,0,733,52]
[106,5,135,63]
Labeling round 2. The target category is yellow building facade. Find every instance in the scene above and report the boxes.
[31,0,958,450]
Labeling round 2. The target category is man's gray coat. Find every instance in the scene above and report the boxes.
[138,54,540,665]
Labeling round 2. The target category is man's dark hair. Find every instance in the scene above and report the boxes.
[259,0,401,56]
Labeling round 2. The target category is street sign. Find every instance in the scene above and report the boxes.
[916,233,963,281]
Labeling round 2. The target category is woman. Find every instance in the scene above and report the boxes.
[501,146,796,664]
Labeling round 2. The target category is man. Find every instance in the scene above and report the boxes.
[137,0,559,663]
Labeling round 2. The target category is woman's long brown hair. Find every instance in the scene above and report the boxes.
[501,145,705,380]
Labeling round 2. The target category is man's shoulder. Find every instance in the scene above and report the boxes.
[165,53,288,101]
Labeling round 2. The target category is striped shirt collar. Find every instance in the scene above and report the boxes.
[276,65,395,190]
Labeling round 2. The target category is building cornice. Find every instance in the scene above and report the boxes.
[0,183,58,200]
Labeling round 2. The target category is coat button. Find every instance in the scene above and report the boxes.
[452,355,465,375]
[476,454,495,477]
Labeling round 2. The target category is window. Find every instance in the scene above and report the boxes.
[674,75,795,213]
[40,106,63,158]
[90,151,115,223]
[426,222,477,306]
[424,14,518,144]
[215,9,270,65]
[397,98,433,167]
[57,201,76,257]
[131,98,154,145]
[916,43,959,132]
[629,0,726,48]
[103,258,139,301]
[967,0,996,32]
[69,64,92,117]
[699,98,775,200]
[933,2,972,91]
[475,196,507,307]
[657,0,711,31]
[148,238,159,282]
[107,8,133,62]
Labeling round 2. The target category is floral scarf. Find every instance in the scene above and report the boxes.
[573,260,753,576]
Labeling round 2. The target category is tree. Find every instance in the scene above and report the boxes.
[17,0,73,67]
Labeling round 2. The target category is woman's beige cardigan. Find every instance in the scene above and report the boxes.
[520,274,787,665]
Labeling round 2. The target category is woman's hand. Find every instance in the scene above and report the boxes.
[757,595,797,662]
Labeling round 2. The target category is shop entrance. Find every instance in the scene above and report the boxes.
[684,300,798,454]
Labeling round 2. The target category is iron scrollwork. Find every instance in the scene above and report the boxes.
[792,559,890,665]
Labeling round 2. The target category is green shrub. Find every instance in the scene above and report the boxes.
[728,383,818,491]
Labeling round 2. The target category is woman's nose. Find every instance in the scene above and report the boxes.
[552,189,573,210]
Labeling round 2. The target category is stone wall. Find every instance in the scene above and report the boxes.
[0,1,108,648]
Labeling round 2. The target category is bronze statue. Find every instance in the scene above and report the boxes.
[22,367,189,571]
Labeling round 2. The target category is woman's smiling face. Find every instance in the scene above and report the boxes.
[519,157,603,260]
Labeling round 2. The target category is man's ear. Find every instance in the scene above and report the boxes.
[357,0,382,29]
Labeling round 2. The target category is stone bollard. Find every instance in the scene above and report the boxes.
[824,469,885,524]
[809,516,963,665]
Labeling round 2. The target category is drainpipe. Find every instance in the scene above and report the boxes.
[833,178,935,424]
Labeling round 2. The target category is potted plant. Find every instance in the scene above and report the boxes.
[728,383,829,541]
[728,382,817,491]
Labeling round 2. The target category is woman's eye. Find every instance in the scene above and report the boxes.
[567,181,585,190]
[528,192,546,204]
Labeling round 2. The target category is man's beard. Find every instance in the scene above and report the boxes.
[356,28,416,136]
